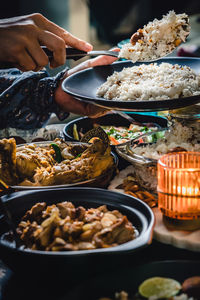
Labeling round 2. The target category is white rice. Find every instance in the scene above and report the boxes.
[119,10,190,63]
[132,122,200,160]
[96,62,200,101]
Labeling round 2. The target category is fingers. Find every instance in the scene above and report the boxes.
[89,47,120,67]
[31,13,93,52]
[67,48,120,77]
[15,50,37,71]
[54,84,109,118]
[64,97,108,118]
[84,103,109,118]
[0,13,93,71]
[61,31,93,52]
[38,30,66,68]
[26,40,49,70]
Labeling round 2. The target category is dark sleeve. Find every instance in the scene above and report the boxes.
[0,68,69,130]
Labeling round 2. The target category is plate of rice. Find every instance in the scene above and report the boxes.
[62,57,200,112]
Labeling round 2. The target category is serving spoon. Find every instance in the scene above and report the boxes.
[41,46,180,63]
[112,110,144,126]
[42,46,119,61]
[0,45,184,70]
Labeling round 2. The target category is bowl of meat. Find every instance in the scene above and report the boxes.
[0,187,154,277]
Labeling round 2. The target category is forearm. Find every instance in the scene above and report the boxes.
[0,68,68,129]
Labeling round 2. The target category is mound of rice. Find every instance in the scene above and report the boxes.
[119,10,190,63]
[96,62,200,101]
[132,121,200,160]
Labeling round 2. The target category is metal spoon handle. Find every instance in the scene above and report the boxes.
[41,46,119,60]
[112,110,144,126]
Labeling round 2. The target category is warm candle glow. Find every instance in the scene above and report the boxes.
[157,152,200,220]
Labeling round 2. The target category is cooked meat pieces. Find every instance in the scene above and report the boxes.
[167,146,187,153]
[0,138,115,186]
[16,144,55,179]
[130,29,144,45]
[17,202,137,251]
[22,202,47,223]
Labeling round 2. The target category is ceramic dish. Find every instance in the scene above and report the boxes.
[62,57,200,112]
[63,113,168,145]
[8,141,118,190]
[0,187,154,275]
[65,260,200,300]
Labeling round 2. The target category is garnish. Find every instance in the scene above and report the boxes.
[73,124,79,140]
[51,143,62,163]
[139,277,181,299]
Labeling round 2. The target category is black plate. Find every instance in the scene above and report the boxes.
[0,188,154,276]
[63,113,168,143]
[65,260,200,300]
[62,57,200,112]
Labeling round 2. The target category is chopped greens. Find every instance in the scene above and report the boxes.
[100,124,160,145]
[51,143,62,163]
[75,153,82,159]
[72,122,165,146]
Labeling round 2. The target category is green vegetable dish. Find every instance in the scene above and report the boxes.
[73,123,164,146]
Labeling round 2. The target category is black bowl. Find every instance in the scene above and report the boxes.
[0,188,154,277]
[63,113,168,144]
[65,260,200,300]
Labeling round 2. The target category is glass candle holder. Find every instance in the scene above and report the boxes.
[157,152,200,229]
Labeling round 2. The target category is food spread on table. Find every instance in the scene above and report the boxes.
[0,130,115,186]
[0,10,200,297]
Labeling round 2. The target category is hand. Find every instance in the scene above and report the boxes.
[54,49,119,118]
[0,13,93,71]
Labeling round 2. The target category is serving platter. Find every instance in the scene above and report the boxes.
[62,57,200,112]
[9,141,118,190]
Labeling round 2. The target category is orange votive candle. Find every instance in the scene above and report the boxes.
[157,152,200,220]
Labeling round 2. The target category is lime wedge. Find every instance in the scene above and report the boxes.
[138,277,181,299]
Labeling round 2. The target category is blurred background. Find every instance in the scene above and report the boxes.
[1,0,200,122]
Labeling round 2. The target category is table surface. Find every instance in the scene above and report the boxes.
[0,238,199,300]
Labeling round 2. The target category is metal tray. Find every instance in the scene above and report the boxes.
[11,141,118,190]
